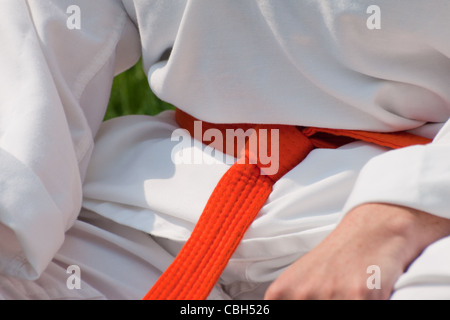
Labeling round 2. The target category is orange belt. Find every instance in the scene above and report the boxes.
[143,109,431,300]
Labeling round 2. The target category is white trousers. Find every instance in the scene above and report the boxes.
[0,209,232,300]
[2,111,450,300]
[2,209,450,300]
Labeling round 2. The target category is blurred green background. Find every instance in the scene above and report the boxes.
[104,59,175,121]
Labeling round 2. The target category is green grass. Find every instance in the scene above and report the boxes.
[104,59,175,121]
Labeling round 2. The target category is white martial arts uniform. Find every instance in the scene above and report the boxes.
[2,0,450,299]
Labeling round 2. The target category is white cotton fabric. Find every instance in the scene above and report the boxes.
[0,0,141,280]
[2,0,450,299]
[83,111,391,285]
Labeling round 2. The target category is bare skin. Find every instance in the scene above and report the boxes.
[264,203,450,300]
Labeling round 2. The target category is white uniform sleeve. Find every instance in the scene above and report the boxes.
[344,121,450,220]
[0,0,140,280]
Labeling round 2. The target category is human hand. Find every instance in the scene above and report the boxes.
[264,203,450,300]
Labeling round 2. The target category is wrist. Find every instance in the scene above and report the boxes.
[346,203,450,269]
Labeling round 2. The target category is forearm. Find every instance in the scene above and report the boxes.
[344,203,450,271]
